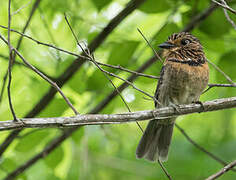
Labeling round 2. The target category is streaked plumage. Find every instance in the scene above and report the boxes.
[136,32,209,162]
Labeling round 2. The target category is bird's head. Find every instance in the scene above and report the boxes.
[159,32,205,62]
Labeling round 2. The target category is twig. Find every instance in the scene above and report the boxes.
[0,25,159,80]
[7,0,17,121]
[137,28,163,64]
[0,0,41,108]
[64,14,143,132]
[12,0,32,16]
[206,160,236,180]
[221,0,236,30]
[207,59,235,85]
[0,70,8,103]
[175,124,236,172]
[0,0,147,159]
[0,2,222,175]
[0,97,235,131]
[212,0,236,14]
[203,83,236,93]
[0,34,78,115]
[158,160,173,180]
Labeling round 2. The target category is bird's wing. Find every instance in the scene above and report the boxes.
[154,65,165,108]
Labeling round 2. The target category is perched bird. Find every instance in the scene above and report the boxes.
[136,32,209,162]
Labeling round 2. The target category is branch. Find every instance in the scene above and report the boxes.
[0,34,79,115]
[0,25,159,80]
[0,2,223,177]
[221,0,236,30]
[0,97,235,131]
[175,124,236,172]
[212,0,236,14]
[0,0,147,158]
[7,0,17,121]
[206,160,236,180]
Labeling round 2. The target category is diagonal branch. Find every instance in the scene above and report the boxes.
[212,0,236,14]
[175,124,236,172]
[0,0,147,158]
[206,160,236,180]
[0,34,78,115]
[0,1,224,176]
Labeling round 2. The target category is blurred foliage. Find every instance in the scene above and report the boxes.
[0,0,236,179]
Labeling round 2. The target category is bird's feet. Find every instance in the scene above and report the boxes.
[192,101,205,113]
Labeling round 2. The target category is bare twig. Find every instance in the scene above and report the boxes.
[0,2,223,176]
[0,97,235,131]
[64,14,143,132]
[137,28,163,63]
[0,0,41,107]
[175,124,236,172]
[212,0,236,14]
[203,83,236,94]
[221,0,236,30]
[0,0,148,159]
[158,160,173,180]
[0,70,8,103]
[7,0,17,121]
[0,25,159,80]
[0,34,78,115]
[206,160,236,180]
[12,0,32,16]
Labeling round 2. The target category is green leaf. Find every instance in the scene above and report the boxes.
[45,145,64,169]
[91,0,111,11]
[71,126,85,144]
[86,69,109,91]
[199,9,231,38]
[15,129,49,152]
[107,40,140,68]
[39,98,73,117]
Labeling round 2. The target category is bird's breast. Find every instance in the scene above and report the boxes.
[160,61,209,105]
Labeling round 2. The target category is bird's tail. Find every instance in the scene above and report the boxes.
[136,118,176,162]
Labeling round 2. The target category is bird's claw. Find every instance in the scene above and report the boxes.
[192,101,205,113]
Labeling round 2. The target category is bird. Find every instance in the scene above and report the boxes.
[136,32,209,162]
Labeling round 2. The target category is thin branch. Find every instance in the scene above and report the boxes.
[207,59,235,85]
[0,25,159,80]
[0,0,148,160]
[137,28,163,64]
[212,0,236,14]
[11,0,32,16]
[206,160,236,180]
[221,0,236,30]
[0,97,235,131]
[0,34,78,115]
[203,83,236,93]
[0,2,222,175]
[158,160,173,180]
[175,124,236,172]
[0,0,41,107]
[0,70,8,103]
[64,14,143,132]
[7,0,17,121]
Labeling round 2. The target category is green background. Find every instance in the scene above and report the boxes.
[0,0,235,179]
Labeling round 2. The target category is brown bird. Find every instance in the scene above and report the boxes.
[136,32,209,162]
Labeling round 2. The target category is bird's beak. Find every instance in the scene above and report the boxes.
[158,42,175,49]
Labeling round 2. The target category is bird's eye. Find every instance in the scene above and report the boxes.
[181,39,191,45]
